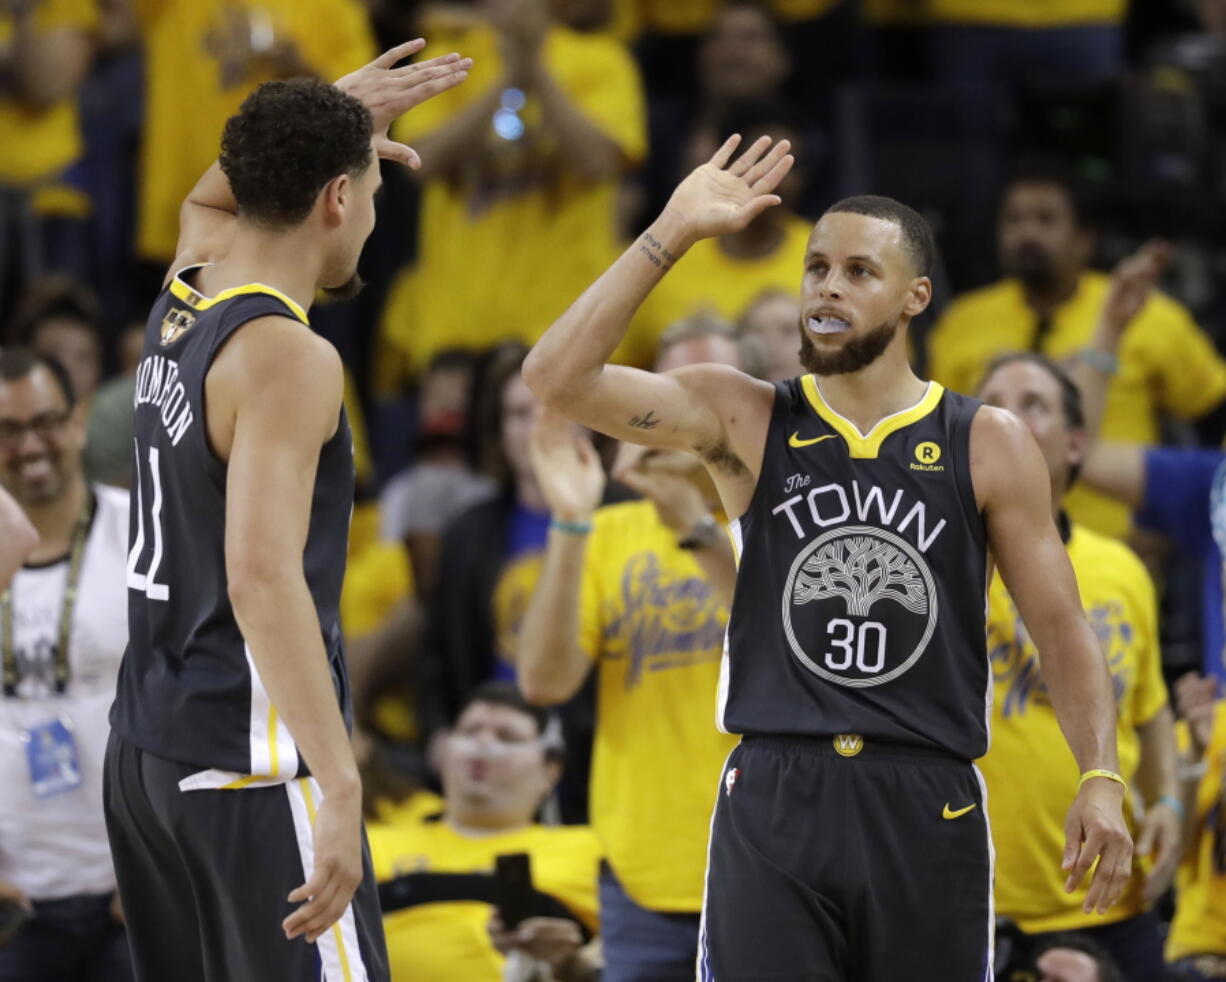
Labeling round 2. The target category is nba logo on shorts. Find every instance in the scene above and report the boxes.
[725,768,740,795]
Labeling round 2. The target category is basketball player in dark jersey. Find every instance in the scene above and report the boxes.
[102,43,470,982]
[522,135,1133,979]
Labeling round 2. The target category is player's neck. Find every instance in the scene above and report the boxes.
[24,473,87,564]
[812,341,929,436]
[196,228,323,317]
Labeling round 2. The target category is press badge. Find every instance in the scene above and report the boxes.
[23,718,82,797]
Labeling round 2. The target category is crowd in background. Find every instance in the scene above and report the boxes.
[4,0,1226,980]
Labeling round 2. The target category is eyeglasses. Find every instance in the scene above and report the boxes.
[0,410,72,448]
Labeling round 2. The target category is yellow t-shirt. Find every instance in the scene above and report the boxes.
[579,500,738,911]
[0,0,96,184]
[927,271,1226,539]
[367,815,601,982]
[619,214,811,368]
[383,23,645,376]
[927,0,1125,27]
[1166,702,1226,961]
[134,0,376,261]
[979,524,1168,934]
[633,0,840,33]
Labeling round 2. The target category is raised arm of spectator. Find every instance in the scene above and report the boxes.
[5,0,94,109]
[0,485,37,592]
[167,40,472,282]
[1069,240,1170,440]
[516,408,605,706]
[1172,673,1219,857]
[523,135,790,466]
[974,407,1132,915]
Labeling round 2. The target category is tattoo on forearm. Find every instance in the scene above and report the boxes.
[628,410,660,430]
[639,232,676,272]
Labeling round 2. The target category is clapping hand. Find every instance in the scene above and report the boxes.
[529,407,606,524]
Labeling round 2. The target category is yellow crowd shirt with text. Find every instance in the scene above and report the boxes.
[579,500,738,911]
[367,814,600,982]
[1166,702,1226,961]
[133,0,375,261]
[0,0,96,184]
[927,272,1226,538]
[979,524,1168,933]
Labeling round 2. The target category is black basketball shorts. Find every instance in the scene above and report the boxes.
[103,731,389,982]
[698,735,994,982]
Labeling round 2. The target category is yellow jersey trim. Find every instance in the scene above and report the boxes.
[169,269,310,326]
[800,375,945,459]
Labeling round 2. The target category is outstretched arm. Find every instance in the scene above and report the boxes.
[974,407,1132,915]
[522,135,792,460]
[166,39,472,282]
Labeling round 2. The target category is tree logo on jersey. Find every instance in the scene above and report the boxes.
[782,525,938,688]
[159,307,196,347]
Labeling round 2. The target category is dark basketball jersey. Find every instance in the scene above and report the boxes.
[718,376,990,760]
[110,267,355,783]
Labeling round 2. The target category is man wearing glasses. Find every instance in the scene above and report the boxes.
[0,347,133,981]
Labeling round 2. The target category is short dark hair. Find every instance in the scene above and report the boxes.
[458,681,565,763]
[9,275,103,349]
[220,78,374,229]
[1002,157,1093,229]
[980,351,1085,432]
[823,195,936,277]
[1032,933,1124,982]
[0,347,76,409]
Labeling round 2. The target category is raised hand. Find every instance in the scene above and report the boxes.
[663,133,794,243]
[1096,239,1171,346]
[1061,778,1134,915]
[529,407,606,523]
[334,40,473,168]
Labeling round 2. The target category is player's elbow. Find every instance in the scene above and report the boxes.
[225,550,298,612]
[521,348,569,408]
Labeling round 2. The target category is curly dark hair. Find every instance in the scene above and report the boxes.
[219,78,374,229]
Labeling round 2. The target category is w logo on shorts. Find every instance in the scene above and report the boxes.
[832,734,864,757]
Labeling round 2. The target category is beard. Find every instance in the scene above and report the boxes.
[323,272,365,302]
[1005,242,1059,293]
[798,316,899,376]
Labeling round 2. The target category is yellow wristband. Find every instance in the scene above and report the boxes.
[1078,769,1126,792]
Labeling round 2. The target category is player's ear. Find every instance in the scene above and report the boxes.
[903,276,932,318]
[319,173,350,227]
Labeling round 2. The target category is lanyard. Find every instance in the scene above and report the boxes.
[1,493,94,697]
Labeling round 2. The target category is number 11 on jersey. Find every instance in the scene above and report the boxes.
[127,444,170,601]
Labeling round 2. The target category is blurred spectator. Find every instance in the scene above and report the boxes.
[379,0,646,375]
[417,344,608,822]
[8,275,104,406]
[130,0,375,264]
[517,328,745,982]
[368,682,601,982]
[83,321,144,489]
[1165,675,1226,979]
[622,101,809,367]
[927,0,1127,86]
[1071,244,1226,683]
[979,354,1178,982]
[926,164,1226,540]
[379,348,495,595]
[0,348,131,980]
[1031,934,1126,982]
[737,287,804,381]
[0,483,36,589]
[0,0,96,315]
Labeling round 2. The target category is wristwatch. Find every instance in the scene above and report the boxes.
[678,515,721,551]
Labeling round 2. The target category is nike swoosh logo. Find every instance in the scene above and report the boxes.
[942,803,977,820]
[788,432,836,449]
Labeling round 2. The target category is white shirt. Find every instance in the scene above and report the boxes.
[0,485,129,899]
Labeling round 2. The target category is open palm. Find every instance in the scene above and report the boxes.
[334,40,473,169]
[664,134,794,241]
